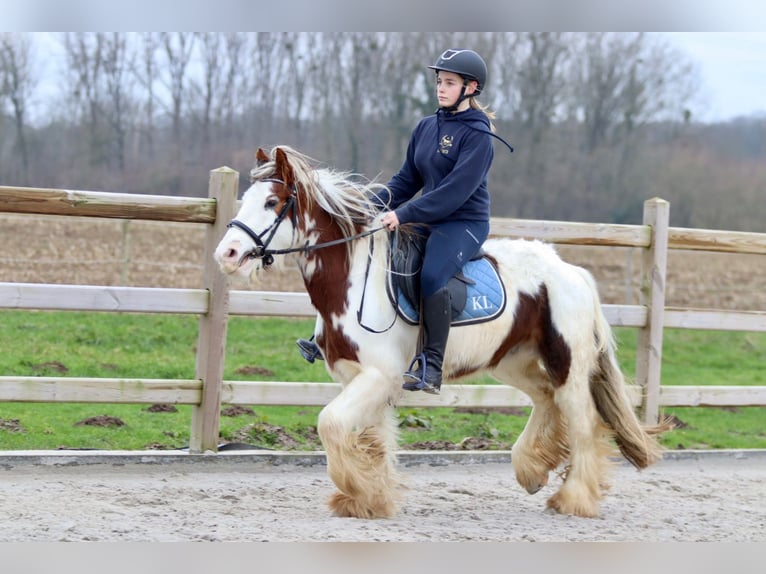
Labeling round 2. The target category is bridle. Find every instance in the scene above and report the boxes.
[227,177,384,268]
[227,178,298,268]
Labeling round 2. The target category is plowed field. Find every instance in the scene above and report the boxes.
[1,214,764,311]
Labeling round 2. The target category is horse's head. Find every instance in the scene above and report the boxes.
[215,147,302,281]
[216,145,387,284]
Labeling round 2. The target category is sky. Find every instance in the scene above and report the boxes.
[5,2,766,124]
[31,31,766,125]
[660,32,766,122]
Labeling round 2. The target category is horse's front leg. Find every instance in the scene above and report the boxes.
[317,364,402,518]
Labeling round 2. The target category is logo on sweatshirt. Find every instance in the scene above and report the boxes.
[439,134,453,155]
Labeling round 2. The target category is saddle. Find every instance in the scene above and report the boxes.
[385,230,506,327]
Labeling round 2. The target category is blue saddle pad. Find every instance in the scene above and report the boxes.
[396,256,506,327]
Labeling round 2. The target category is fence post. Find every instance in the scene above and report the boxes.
[189,167,239,452]
[635,197,669,424]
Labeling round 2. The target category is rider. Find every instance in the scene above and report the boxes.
[297,48,509,395]
[378,48,499,394]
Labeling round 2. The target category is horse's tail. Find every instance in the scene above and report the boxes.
[583,270,673,469]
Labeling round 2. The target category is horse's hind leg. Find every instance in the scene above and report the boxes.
[492,351,567,496]
[547,365,613,518]
[317,367,401,518]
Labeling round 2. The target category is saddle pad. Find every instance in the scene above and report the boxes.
[397,256,506,327]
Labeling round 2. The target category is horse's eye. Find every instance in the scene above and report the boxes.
[265,197,279,209]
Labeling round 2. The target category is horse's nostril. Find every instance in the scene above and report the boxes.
[225,248,237,260]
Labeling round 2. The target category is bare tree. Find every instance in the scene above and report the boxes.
[62,32,107,167]
[0,33,36,184]
[539,33,701,222]
[569,33,697,152]
[159,32,195,194]
[193,32,222,152]
[101,33,134,172]
[282,32,312,141]
[515,34,569,140]
[218,33,247,143]
[160,32,195,150]
[501,32,572,212]
[133,32,161,160]
[336,33,384,171]
[215,31,287,155]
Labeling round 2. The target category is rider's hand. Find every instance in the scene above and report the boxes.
[381,211,400,231]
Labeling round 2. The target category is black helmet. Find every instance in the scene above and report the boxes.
[428,49,487,95]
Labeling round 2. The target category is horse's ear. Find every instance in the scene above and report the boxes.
[255,148,269,167]
[274,147,295,188]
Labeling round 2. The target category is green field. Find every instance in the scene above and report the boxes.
[0,310,764,451]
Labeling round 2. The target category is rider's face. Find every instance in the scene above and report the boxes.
[436,71,477,108]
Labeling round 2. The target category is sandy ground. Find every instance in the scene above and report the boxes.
[0,450,764,542]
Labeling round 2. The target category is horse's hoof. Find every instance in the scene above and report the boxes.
[526,483,544,495]
[546,491,599,518]
[524,474,548,494]
[328,491,396,519]
[515,467,549,495]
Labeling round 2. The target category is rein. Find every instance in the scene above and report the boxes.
[227,177,385,267]
[231,222,385,266]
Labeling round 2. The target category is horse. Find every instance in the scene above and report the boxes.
[214,145,671,519]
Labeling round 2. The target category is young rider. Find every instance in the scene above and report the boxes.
[298,48,511,395]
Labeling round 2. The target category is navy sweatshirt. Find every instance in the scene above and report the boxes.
[376,107,494,225]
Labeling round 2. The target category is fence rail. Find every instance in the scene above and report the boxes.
[1,171,765,452]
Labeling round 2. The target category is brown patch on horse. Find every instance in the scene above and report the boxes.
[489,284,571,387]
[316,324,359,366]
[308,239,360,366]
[289,167,362,368]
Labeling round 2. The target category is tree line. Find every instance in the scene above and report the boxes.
[0,32,763,231]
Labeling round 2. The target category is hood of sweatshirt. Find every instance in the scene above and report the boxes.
[436,108,514,154]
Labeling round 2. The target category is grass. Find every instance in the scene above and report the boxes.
[0,310,764,451]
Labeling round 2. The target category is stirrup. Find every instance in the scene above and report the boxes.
[402,353,441,395]
[296,336,323,364]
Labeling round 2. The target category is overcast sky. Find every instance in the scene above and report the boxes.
[31,31,766,125]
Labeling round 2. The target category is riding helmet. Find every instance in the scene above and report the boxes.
[428,49,487,95]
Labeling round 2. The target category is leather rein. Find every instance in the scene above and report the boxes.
[227,177,384,268]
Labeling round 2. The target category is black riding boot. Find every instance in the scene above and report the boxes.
[296,335,323,363]
[402,286,451,395]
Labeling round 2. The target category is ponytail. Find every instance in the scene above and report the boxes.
[469,98,496,133]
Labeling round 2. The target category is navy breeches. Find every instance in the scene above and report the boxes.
[419,220,489,298]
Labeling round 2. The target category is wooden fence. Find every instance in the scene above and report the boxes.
[1,168,765,452]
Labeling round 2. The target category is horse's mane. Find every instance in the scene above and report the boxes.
[249,146,388,240]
